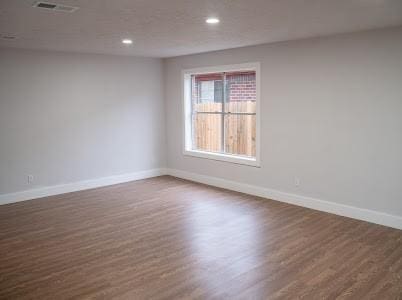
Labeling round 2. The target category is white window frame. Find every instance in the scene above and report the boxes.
[182,62,261,167]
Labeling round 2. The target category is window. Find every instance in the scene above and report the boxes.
[183,63,260,167]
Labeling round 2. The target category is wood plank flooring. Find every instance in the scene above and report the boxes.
[0,176,401,299]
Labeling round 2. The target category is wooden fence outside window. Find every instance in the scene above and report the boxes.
[193,102,256,157]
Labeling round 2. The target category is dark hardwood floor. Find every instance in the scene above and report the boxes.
[0,176,401,299]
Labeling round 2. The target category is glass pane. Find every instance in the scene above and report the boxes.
[191,73,223,113]
[224,71,256,113]
[224,114,256,157]
[193,113,222,153]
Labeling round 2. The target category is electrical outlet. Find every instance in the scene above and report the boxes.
[27,175,34,184]
[294,177,300,187]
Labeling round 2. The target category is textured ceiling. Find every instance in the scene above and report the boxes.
[0,0,402,57]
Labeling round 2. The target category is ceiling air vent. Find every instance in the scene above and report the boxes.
[0,35,17,40]
[33,1,79,13]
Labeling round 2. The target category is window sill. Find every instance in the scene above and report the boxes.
[183,149,260,167]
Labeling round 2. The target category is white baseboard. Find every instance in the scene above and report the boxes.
[1,167,401,230]
[166,168,402,230]
[0,168,167,206]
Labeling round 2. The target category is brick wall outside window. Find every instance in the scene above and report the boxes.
[193,71,256,103]
[226,72,256,102]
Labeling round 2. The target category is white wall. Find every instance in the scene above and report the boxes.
[164,27,402,218]
[0,49,165,195]
[1,27,401,224]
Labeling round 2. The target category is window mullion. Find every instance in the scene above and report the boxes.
[191,75,195,149]
[221,72,226,153]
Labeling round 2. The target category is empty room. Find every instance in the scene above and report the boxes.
[1,0,402,299]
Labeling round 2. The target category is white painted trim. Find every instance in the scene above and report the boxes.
[0,168,167,205]
[182,62,261,75]
[182,62,261,167]
[166,168,402,230]
[2,167,401,230]
[184,149,259,167]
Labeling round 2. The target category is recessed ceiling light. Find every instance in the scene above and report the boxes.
[206,18,220,24]
[122,39,133,45]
